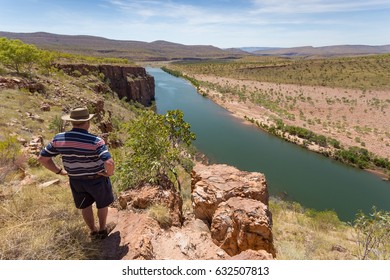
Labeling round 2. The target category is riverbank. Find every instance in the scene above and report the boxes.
[168,71,389,180]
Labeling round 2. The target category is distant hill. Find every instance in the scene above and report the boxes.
[239,47,281,53]
[253,45,390,57]
[1,31,389,59]
[0,31,247,61]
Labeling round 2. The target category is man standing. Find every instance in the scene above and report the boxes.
[38,107,116,239]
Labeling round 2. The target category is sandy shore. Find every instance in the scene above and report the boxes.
[191,74,390,162]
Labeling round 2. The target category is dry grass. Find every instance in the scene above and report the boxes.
[148,204,172,228]
[0,88,65,142]
[270,198,358,260]
[0,62,143,260]
[176,165,193,214]
[0,182,103,260]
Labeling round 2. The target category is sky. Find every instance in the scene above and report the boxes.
[0,0,389,48]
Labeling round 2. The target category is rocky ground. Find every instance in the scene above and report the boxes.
[99,163,275,260]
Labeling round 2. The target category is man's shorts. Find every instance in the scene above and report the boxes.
[69,176,114,209]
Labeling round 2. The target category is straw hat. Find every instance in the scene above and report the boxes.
[61,107,94,121]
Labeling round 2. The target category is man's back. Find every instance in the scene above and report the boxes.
[40,128,110,177]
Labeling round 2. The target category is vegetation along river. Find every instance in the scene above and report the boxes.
[148,67,390,222]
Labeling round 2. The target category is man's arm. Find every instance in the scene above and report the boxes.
[37,155,67,175]
[99,158,115,177]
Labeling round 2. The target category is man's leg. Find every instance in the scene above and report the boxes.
[81,205,97,232]
[97,206,108,231]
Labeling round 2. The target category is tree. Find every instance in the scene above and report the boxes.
[353,206,390,260]
[0,38,40,76]
[115,109,196,191]
[38,49,58,74]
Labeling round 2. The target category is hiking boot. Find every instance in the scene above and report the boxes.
[97,222,116,239]
[90,230,100,240]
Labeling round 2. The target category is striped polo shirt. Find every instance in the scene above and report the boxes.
[40,128,111,177]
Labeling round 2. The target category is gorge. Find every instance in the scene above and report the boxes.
[150,67,390,222]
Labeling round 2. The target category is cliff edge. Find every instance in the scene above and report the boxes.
[57,63,155,106]
[104,163,275,260]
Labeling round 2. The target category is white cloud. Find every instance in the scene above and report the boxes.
[1,0,388,47]
[249,0,390,14]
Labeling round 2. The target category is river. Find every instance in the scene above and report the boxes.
[147,67,390,222]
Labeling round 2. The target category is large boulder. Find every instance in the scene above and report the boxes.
[210,197,275,257]
[118,179,183,227]
[191,163,269,223]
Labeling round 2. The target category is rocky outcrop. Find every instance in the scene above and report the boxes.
[0,77,45,93]
[118,177,183,227]
[211,197,275,257]
[105,163,274,260]
[57,64,155,106]
[191,163,275,258]
[191,163,269,223]
[24,136,44,157]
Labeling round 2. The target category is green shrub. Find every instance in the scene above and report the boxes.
[305,209,343,231]
[71,70,82,77]
[48,115,65,133]
[0,135,21,166]
[335,147,371,169]
[352,207,390,260]
[0,135,24,183]
[115,109,195,191]
[27,156,40,168]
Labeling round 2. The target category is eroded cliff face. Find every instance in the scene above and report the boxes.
[57,64,155,106]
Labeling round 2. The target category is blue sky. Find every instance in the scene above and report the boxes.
[1,0,389,48]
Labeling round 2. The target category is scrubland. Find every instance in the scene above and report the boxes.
[163,55,390,178]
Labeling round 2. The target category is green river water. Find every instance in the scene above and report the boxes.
[149,67,389,222]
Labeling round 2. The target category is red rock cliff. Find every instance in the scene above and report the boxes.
[57,64,155,106]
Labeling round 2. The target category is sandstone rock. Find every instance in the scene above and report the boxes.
[102,163,275,260]
[101,209,156,260]
[32,114,44,123]
[119,180,183,227]
[332,245,347,253]
[133,236,155,260]
[191,163,269,223]
[229,249,274,260]
[25,136,44,156]
[40,104,51,111]
[174,232,197,258]
[17,136,27,146]
[38,179,60,189]
[210,197,275,257]
[26,81,45,93]
[0,77,45,93]
[89,99,105,122]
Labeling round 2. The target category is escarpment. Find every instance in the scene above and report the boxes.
[57,64,155,106]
